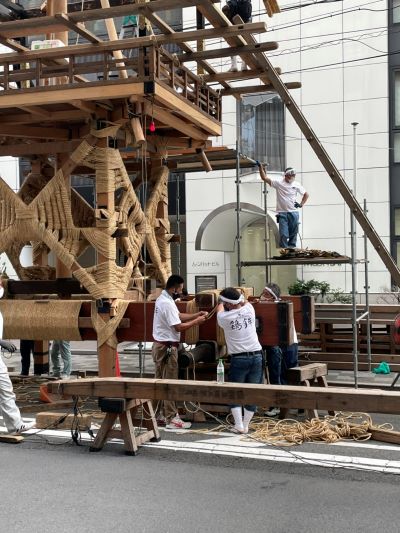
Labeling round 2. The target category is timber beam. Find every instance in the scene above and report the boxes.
[220,81,301,96]
[177,42,278,63]
[48,377,400,415]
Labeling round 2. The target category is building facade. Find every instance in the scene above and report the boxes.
[185,0,393,296]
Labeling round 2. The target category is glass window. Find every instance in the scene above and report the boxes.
[394,132,400,163]
[394,0,400,23]
[395,208,400,236]
[395,71,400,127]
[240,93,285,172]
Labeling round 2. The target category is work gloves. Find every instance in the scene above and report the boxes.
[0,340,16,353]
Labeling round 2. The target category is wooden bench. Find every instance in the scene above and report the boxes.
[280,363,334,420]
[89,397,160,455]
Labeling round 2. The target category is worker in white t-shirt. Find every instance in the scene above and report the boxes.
[258,164,309,249]
[152,274,207,430]
[217,287,264,434]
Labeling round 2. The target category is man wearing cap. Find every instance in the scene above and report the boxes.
[216,287,264,434]
[257,164,309,249]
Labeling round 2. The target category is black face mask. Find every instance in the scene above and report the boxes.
[172,292,182,301]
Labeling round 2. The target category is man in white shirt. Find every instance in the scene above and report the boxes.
[152,274,208,429]
[258,164,309,249]
[216,287,264,434]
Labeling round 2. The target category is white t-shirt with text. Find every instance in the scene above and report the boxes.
[271,177,306,213]
[152,290,181,343]
[217,303,262,355]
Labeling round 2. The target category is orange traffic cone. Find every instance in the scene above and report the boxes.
[115,352,121,377]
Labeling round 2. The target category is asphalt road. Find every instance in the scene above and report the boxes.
[1,435,400,533]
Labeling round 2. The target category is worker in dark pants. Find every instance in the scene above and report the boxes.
[222,0,252,71]
[258,164,309,249]
[20,339,35,377]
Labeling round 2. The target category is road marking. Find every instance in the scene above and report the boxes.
[1,421,400,474]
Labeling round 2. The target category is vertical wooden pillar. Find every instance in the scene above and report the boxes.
[96,137,118,377]
[28,160,50,375]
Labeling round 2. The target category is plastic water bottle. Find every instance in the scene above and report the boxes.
[217,359,224,384]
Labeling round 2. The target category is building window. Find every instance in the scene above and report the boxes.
[395,207,400,236]
[195,275,217,293]
[394,0,400,23]
[395,71,400,127]
[394,133,400,163]
[240,93,285,172]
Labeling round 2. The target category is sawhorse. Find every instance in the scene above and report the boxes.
[90,398,160,455]
[280,363,335,420]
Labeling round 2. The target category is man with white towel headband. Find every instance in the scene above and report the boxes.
[217,287,264,434]
[257,164,309,249]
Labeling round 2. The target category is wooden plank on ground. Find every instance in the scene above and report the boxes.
[0,434,24,443]
[36,412,92,430]
[47,377,400,415]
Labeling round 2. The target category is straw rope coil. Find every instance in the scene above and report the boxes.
[248,413,375,446]
[0,299,83,340]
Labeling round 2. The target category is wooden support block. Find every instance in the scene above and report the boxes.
[0,434,24,444]
[287,363,328,384]
[36,411,92,430]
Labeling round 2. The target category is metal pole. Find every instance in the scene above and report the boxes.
[351,206,358,388]
[363,198,371,372]
[352,122,358,294]
[263,180,270,284]
[138,341,144,377]
[236,139,241,285]
[176,174,181,275]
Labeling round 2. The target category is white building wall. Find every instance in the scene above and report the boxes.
[184,0,391,294]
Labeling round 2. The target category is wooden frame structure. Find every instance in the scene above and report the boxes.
[0,0,397,382]
[0,0,293,376]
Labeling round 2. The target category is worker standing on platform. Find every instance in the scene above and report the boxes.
[258,163,309,249]
[222,0,252,71]
[0,278,35,434]
[152,274,208,429]
[216,287,264,433]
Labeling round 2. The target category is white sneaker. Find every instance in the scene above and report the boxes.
[265,407,280,417]
[12,421,36,434]
[166,415,191,430]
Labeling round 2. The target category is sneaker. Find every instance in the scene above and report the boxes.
[265,407,280,417]
[12,421,36,435]
[60,374,71,380]
[166,415,191,430]
[156,416,167,427]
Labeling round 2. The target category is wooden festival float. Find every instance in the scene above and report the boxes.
[0,0,307,381]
